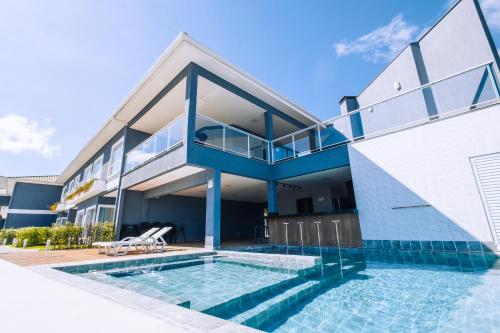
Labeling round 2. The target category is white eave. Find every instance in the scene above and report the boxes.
[58,32,321,183]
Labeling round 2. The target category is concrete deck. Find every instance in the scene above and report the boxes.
[0,248,262,333]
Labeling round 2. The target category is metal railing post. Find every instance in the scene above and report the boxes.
[317,124,322,151]
[270,141,274,164]
[430,85,442,115]
[222,126,226,151]
[292,134,296,158]
[487,64,500,98]
[247,135,251,158]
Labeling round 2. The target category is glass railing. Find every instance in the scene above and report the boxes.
[124,114,185,172]
[194,114,269,162]
[271,61,499,163]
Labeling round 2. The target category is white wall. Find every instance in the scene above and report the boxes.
[348,103,500,244]
[419,0,498,81]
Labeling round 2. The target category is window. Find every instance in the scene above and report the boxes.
[60,185,67,201]
[83,207,97,226]
[97,205,115,223]
[109,140,124,177]
[75,210,85,225]
[92,155,104,180]
[83,165,92,183]
[68,180,75,194]
[74,175,81,188]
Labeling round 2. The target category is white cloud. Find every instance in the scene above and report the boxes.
[334,14,420,63]
[0,115,60,157]
[481,0,500,32]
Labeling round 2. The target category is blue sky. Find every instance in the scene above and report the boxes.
[0,0,499,176]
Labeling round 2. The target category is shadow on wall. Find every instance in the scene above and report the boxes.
[348,146,493,247]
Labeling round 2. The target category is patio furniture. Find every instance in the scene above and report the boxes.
[141,227,172,252]
[120,224,139,238]
[92,227,159,255]
[164,223,177,243]
[139,222,153,234]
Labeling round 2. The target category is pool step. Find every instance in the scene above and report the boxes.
[220,259,364,330]
[102,256,219,276]
[231,279,322,328]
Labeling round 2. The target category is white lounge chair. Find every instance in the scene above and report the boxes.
[141,227,172,253]
[93,227,159,255]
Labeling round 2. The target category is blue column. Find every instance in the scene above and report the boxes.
[205,169,221,249]
[267,180,278,214]
[185,64,198,152]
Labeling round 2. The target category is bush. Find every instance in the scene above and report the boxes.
[0,229,16,244]
[0,222,114,249]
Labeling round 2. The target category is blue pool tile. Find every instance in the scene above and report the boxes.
[420,241,432,251]
[373,240,383,249]
[431,241,444,251]
[400,241,411,250]
[382,240,392,249]
[443,241,456,251]
[467,241,482,252]
[455,241,468,252]
[391,240,401,250]
[410,241,421,251]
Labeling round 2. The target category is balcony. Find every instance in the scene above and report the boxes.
[64,179,107,206]
[124,115,185,172]
[271,61,500,163]
[194,114,269,162]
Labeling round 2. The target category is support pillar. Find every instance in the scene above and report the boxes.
[205,169,221,249]
[267,180,278,214]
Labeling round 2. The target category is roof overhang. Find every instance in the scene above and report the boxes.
[58,33,320,183]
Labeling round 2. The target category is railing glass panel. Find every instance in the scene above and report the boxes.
[195,114,269,162]
[124,115,185,172]
[194,115,224,149]
[272,136,295,162]
[225,127,249,156]
[249,136,267,161]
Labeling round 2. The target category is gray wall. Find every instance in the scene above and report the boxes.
[121,193,265,242]
[5,183,62,228]
[345,0,499,138]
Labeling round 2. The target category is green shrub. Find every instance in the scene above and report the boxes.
[2,222,114,249]
[0,229,16,244]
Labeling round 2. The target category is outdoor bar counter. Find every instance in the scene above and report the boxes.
[268,212,362,248]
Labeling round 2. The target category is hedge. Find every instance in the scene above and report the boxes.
[0,222,115,249]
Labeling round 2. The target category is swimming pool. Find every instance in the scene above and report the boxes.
[62,249,500,332]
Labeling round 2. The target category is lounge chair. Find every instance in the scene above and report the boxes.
[93,227,159,255]
[141,227,172,253]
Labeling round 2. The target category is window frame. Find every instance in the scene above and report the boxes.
[96,204,116,223]
[92,154,104,180]
[75,209,85,225]
[108,139,124,178]
[83,165,93,183]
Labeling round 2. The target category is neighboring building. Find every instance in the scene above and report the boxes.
[1,175,62,228]
[11,0,500,250]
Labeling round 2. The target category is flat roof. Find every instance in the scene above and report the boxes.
[58,33,320,183]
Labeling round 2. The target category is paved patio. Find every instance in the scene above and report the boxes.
[0,243,202,266]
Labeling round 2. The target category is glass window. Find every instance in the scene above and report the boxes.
[75,210,85,225]
[83,165,92,183]
[60,185,67,201]
[68,180,75,194]
[92,155,104,180]
[109,140,124,177]
[97,206,115,223]
[83,207,96,226]
[74,175,81,188]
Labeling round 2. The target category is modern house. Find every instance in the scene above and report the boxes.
[1,175,62,228]
[4,0,500,251]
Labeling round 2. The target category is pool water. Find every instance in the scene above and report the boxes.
[75,250,500,333]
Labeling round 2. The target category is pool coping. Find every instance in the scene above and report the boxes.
[29,249,263,333]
